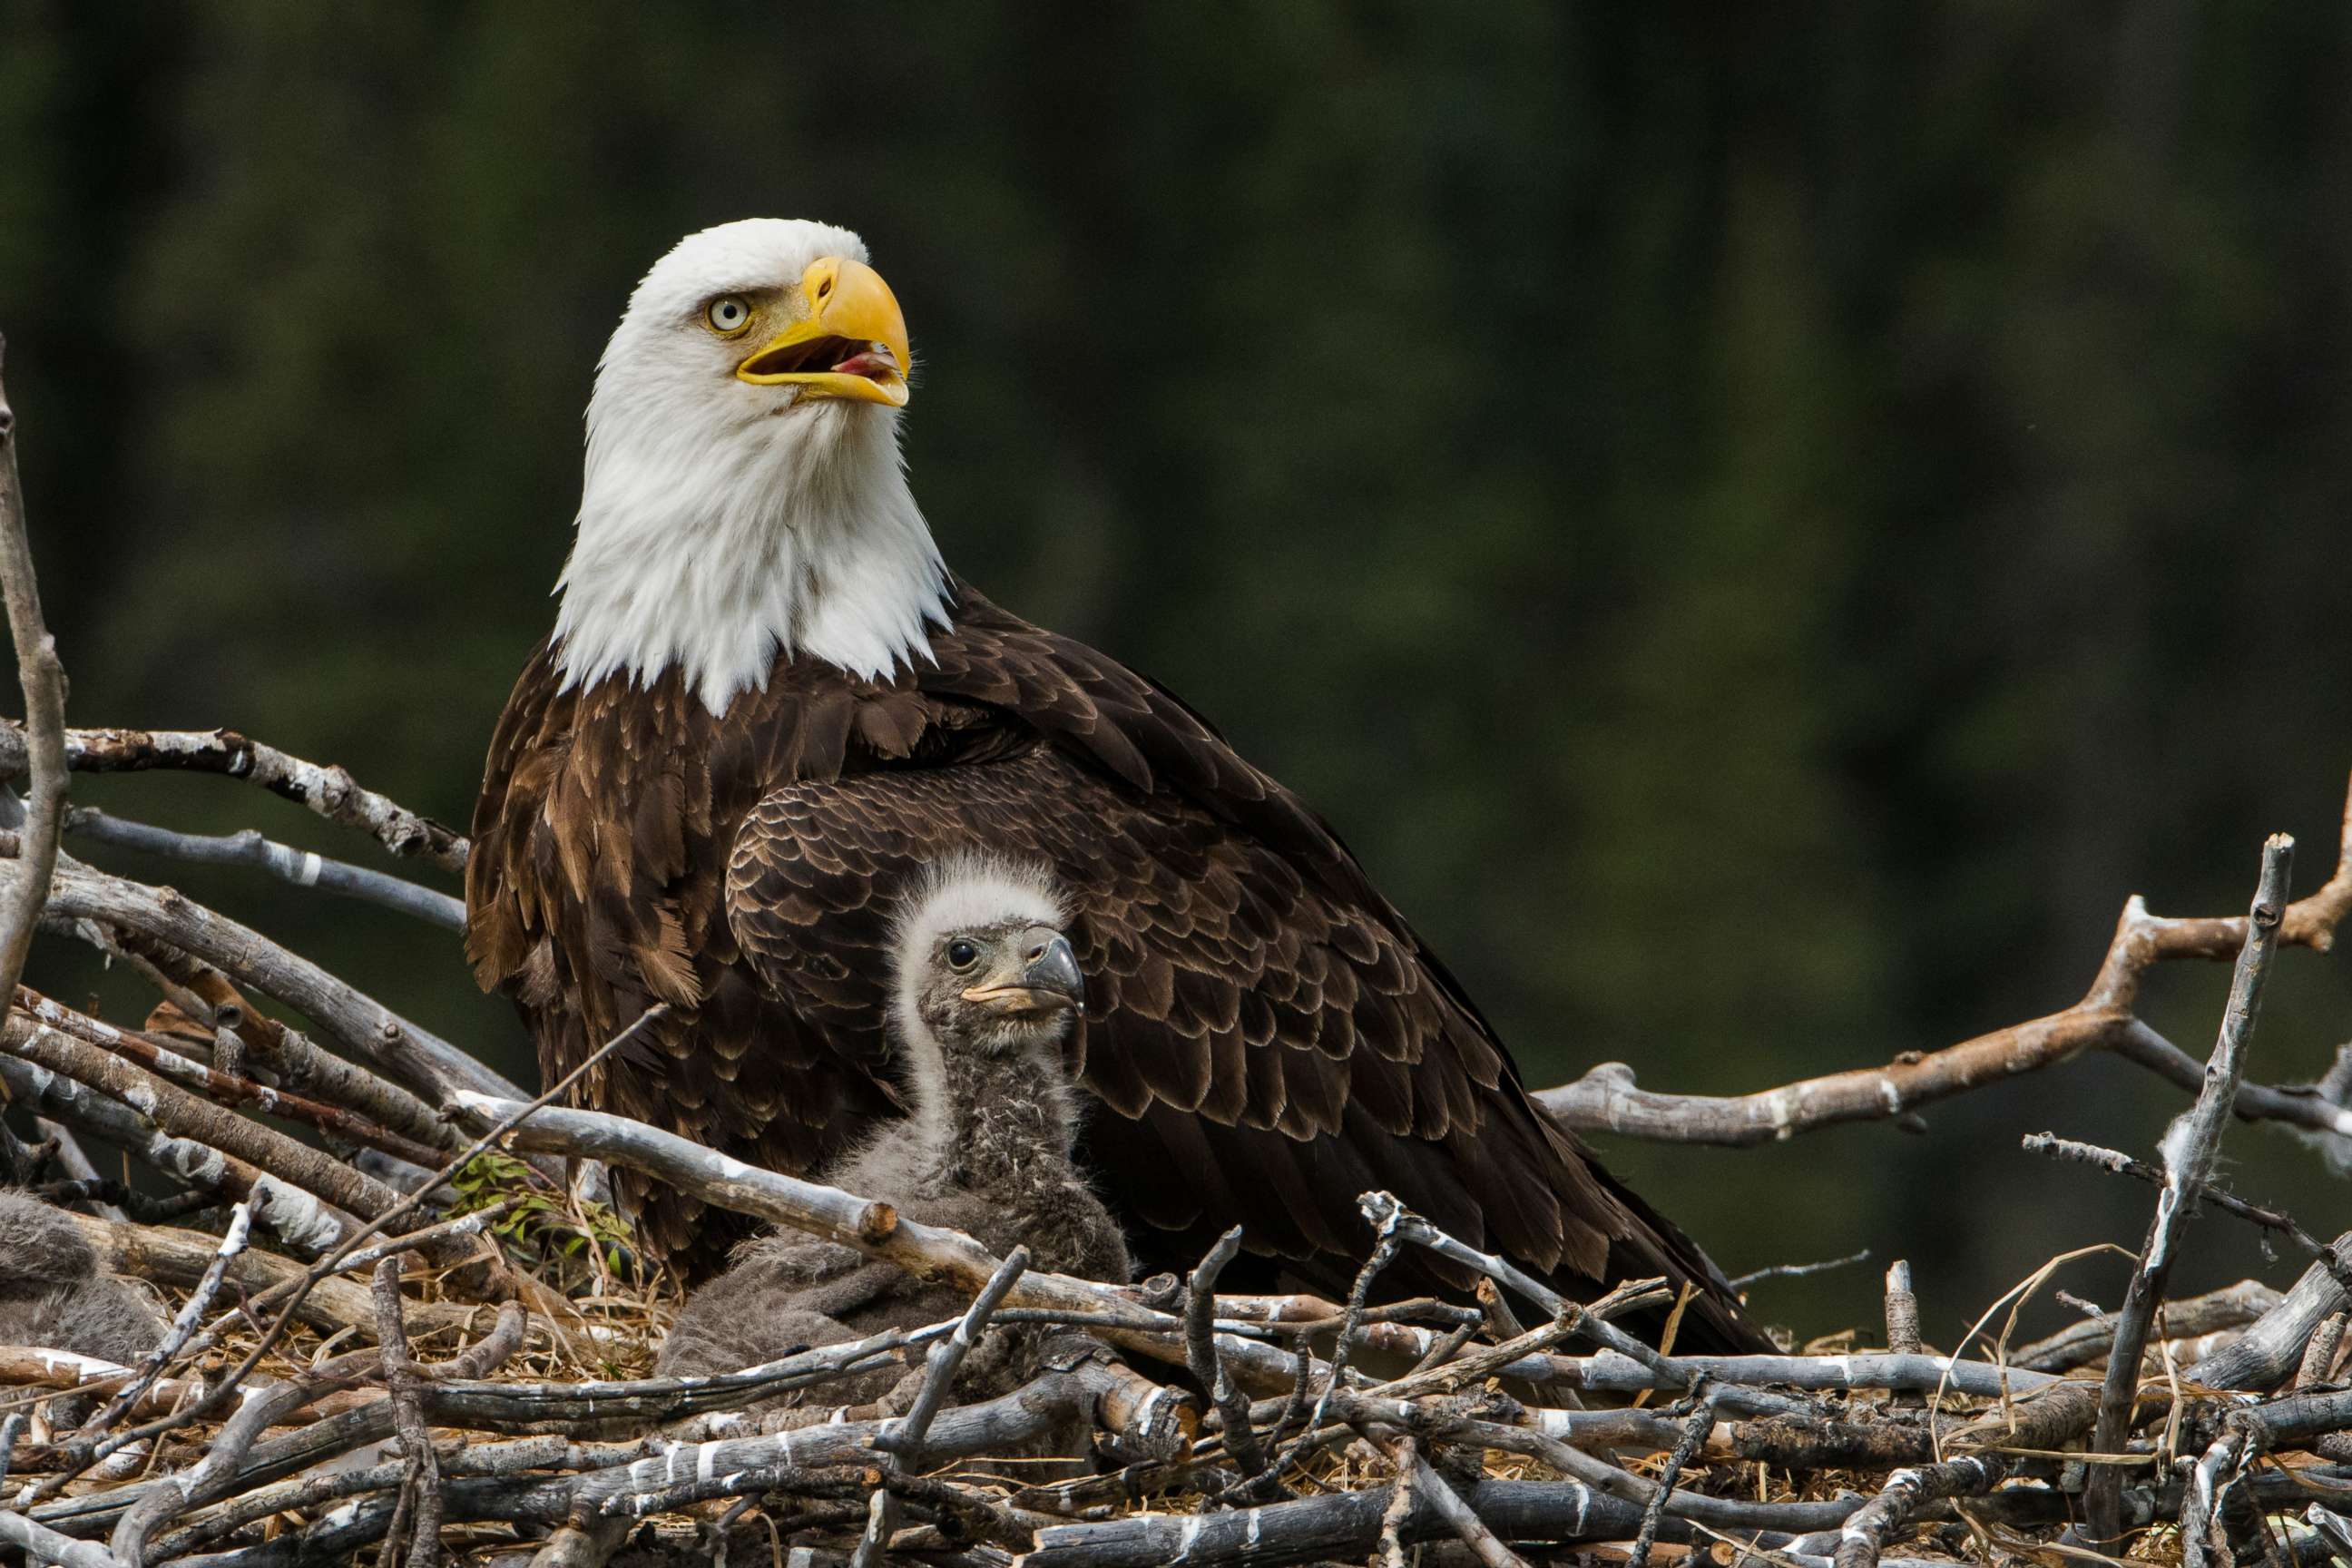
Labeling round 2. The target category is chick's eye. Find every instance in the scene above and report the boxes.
[706,296,752,335]
[946,938,979,971]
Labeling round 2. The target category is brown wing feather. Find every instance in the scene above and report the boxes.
[466,642,903,1267]
[468,589,1763,1348]
[725,742,1753,1349]
[920,590,1761,1346]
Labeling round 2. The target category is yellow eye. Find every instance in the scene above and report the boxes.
[706,296,753,336]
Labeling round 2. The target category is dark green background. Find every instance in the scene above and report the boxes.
[5,3,2348,1340]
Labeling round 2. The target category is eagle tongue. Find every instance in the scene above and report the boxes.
[832,346,897,380]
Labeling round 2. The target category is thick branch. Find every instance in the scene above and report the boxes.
[1022,1477,1656,1568]
[0,1000,393,1253]
[1832,1455,2011,1568]
[65,808,464,930]
[16,985,447,1170]
[1538,777,2352,1146]
[2190,1230,2352,1392]
[2008,1279,2281,1374]
[43,854,523,1105]
[0,1506,127,1568]
[0,723,467,873]
[0,336,67,1040]
[56,1209,481,1345]
[0,1348,212,1423]
[87,926,456,1154]
[0,1053,292,1230]
[2088,834,2292,1542]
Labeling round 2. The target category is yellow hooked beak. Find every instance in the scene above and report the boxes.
[735,257,912,407]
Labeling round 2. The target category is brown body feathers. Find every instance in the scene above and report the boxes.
[466,579,1764,1351]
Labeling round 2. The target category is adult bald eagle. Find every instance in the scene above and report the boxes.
[466,219,1763,1351]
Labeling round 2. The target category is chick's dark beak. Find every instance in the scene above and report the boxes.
[1020,931,1084,1012]
[959,928,1085,1015]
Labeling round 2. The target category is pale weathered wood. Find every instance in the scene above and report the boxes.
[44,855,522,1105]
[0,722,467,873]
[1539,780,2352,1149]
[0,335,68,1047]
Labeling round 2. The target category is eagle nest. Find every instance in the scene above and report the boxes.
[0,1149,2336,1568]
[7,396,2352,1568]
[2,821,2349,1568]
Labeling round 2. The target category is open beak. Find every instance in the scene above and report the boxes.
[735,256,911,407]
[961,931,1084,1015]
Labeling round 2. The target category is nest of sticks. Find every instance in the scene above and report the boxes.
[8,362,2352,1568]
[5,1071,2352,1568]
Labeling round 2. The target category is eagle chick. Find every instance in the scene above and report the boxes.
[659,855,1128,1406]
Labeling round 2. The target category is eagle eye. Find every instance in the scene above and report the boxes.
[945,937,980,971]
[705,296,753,336]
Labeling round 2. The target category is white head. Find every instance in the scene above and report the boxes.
[554,219,951,711]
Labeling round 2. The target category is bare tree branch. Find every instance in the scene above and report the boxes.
[0,336,68,1044]
[2188,1230,2352,1392]
[1833,1455,2011,1568]
[0,1504,128,1568]
[2009,1279,2280,1374]
[373,1254,445,1568]
[2023,1129,2352,1293]
[85,925,457,1155]
[1022,1477,1656,1568]
[2088,834,2293,1543]
[64,807,465,930]
[877,1245,1027,1469]
[0,996,393,1254]
[0,722,467,873]
[1182,1228,1268,1485]
[1357,1427,1532,1568]
[1538,776,2352,1147]
[1728,1250,1873,1291]
[17,985,449,1170]
[43,853,523,1105]
[0,1042,378,1259]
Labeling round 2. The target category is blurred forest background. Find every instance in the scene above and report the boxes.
[3,2,2348,1338]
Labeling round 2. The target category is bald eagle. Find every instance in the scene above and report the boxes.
[466,219,1763,1351]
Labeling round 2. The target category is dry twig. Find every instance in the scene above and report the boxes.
[0,722,468,873]
[2086,834,2293,1542]
[64,807,464,930]
[0,336,67,1049]
[1181,1228,1269,1485]
[2023,1129,2352,1295]
[43,853,521,1105]
[373,1254,445,1568]
[1538,786,2352,1149]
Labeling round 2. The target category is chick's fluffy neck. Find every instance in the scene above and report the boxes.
[904,1027,1080,1192]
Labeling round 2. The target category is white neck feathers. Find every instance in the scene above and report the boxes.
[553,377,947,714]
